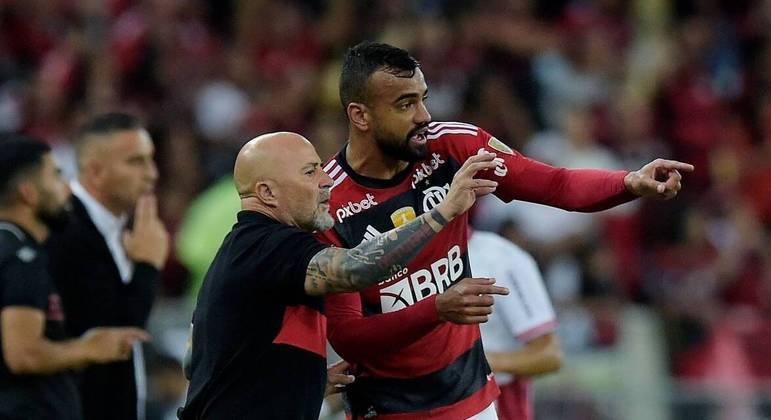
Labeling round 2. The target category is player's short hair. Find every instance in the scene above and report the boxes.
[0,134,51,206]
[339,41,420,108]
[73,112,144,163]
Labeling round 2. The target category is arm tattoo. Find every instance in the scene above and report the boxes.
[306,208,449,294]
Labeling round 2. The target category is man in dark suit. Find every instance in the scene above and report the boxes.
[46,113,169,420]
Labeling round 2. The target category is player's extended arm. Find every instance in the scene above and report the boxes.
[485,332,563,377]
[305,153,498,295]
[502,156,693,211]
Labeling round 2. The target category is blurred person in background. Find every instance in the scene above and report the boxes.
[468,229,562,420]
[0,136,149,420]
[179,132,503,419]
[318,41,692,419]
[175,175,240,301]
[45,113,169,420]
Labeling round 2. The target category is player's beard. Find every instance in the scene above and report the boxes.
[374,123,429,162]
[36,202,71,232]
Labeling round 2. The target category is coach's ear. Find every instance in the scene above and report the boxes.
[255,181,279,207]
[347,102,370,132]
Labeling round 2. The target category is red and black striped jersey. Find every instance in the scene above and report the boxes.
[318,121,633,419]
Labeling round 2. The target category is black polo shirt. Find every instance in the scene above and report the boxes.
[180,211,331,420]
[0,221,81,420]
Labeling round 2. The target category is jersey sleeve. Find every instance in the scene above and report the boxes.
[325,291,442,362]
[252,226,329,300]
[452,126,636,211]
[0,256,49,310]
[317,226,443,360]
[494,251,557,343]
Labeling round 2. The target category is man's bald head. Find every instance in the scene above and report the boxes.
[234,132,314,196]
[234,132,334,232]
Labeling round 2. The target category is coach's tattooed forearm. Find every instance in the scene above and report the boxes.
[305,207,449,294]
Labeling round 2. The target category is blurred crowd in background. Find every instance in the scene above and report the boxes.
[2,0,771,418]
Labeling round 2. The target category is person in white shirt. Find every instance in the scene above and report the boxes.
[46,112,169,420]
[469,229,563,420]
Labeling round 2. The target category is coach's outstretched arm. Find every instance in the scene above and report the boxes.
[304,152,499,295]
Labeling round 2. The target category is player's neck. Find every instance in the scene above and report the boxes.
[346,135,410,180]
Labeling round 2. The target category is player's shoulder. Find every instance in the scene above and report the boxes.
[0,222,25,254]
[0,222,38,268]
[321,154,352,193]
[427,121,481,139]
[425,121,485,160]
[426,121,520,162]
[427,121,487,149]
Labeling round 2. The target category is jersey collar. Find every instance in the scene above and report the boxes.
[336,143,415,189]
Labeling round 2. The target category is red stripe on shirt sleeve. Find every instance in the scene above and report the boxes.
[273,305,327,357]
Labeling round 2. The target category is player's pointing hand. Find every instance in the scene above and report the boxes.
[624,158,694,200]
[436,152,499,220]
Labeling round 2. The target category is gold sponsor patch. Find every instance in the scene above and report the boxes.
[488,137,514,155]
[390,207,417,227]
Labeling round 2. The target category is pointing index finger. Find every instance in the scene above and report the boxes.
[464,284,510,296]
[656,160,694,172]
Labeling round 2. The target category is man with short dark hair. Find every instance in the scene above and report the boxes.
[318,41,694,419]
[0,135,149,420]
[46,112,169,420]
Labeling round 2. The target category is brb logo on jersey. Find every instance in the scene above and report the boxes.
[379,245,464,313]
[411,153,446,188]
[336,193,378,222]
[422,183,449,212]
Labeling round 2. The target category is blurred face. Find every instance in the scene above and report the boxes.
[366,68,432,162]
[34,154,72,231]
[89,129,158,214]
[562,108,593,145]
[277,142,334,232]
